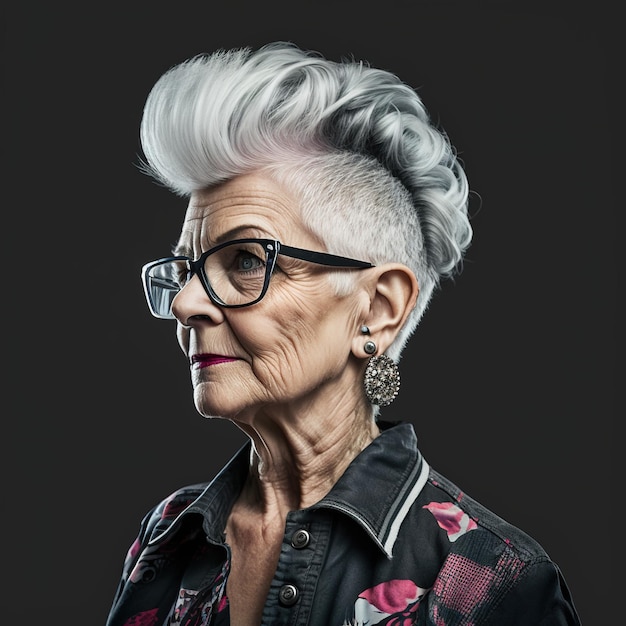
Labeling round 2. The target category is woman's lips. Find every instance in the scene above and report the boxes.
[191,354,238,369]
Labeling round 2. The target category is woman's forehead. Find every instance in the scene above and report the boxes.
[178,172,320,251]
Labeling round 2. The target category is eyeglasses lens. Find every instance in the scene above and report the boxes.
[145,241,269,317]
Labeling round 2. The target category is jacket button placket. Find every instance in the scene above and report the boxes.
[264,515,326,624]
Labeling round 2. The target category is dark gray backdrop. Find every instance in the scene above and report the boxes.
[4,1,615,623]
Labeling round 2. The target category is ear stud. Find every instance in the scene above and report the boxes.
[364,340,377,355]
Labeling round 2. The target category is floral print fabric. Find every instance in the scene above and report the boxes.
[106,421,580,626]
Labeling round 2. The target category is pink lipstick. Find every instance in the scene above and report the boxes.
[191,354,238,369]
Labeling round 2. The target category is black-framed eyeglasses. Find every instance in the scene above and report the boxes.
[141,238,375,319]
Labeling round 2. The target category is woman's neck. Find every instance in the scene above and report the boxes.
[233,396,380,515]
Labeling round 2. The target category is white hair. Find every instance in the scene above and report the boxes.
[140,42,472,361]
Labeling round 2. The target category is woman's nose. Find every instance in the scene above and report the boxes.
[171,275,226,325]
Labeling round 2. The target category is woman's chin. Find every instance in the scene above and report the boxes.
[194,405,226,420]
[194,398,232,420]
[193,388,246,421]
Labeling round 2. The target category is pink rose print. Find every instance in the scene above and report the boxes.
[347,579,428,625]
[162,496,193,520]
[122,608,160,626]
[127,537,142,561]
[217,595,228,612]
[423,501,477,542]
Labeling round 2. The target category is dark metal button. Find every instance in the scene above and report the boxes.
[290,528,310,549]
[140,566,157,583]
[278,584,299,606]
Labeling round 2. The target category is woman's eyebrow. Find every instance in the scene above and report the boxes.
[172,225,275,258]
[212,225,270,244]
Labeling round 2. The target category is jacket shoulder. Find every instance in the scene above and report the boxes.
[425,468,549,560]
[418,470,581,624]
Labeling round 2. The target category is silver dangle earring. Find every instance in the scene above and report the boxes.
[364,354,401,407]
[359,324,400,405]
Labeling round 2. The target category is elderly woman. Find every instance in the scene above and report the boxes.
[106,42,580,626]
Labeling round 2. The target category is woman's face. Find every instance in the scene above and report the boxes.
[170,172,368,422]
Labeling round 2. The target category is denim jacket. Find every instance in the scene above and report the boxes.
[105,421,581,625]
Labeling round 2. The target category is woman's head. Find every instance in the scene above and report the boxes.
[140,41,472,362]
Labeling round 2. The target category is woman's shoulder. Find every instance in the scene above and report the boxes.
[137,482,211,542]
[149,482,211,519]
[419,467,551,562]
[412,469,581,624]
[142,443,253,538]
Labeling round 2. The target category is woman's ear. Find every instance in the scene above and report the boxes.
[352,263,419,358]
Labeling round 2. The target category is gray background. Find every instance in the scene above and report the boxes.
[4,1,615,623]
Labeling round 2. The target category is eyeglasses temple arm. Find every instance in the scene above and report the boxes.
[278,244,374,268]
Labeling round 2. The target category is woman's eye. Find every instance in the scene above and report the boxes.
[236,253,263,271]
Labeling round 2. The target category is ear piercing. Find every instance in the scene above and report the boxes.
[361,325,376,355]
[364,340,377,355]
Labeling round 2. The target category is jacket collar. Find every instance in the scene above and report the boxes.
[313,421,429,557]
[149,421,428,558]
